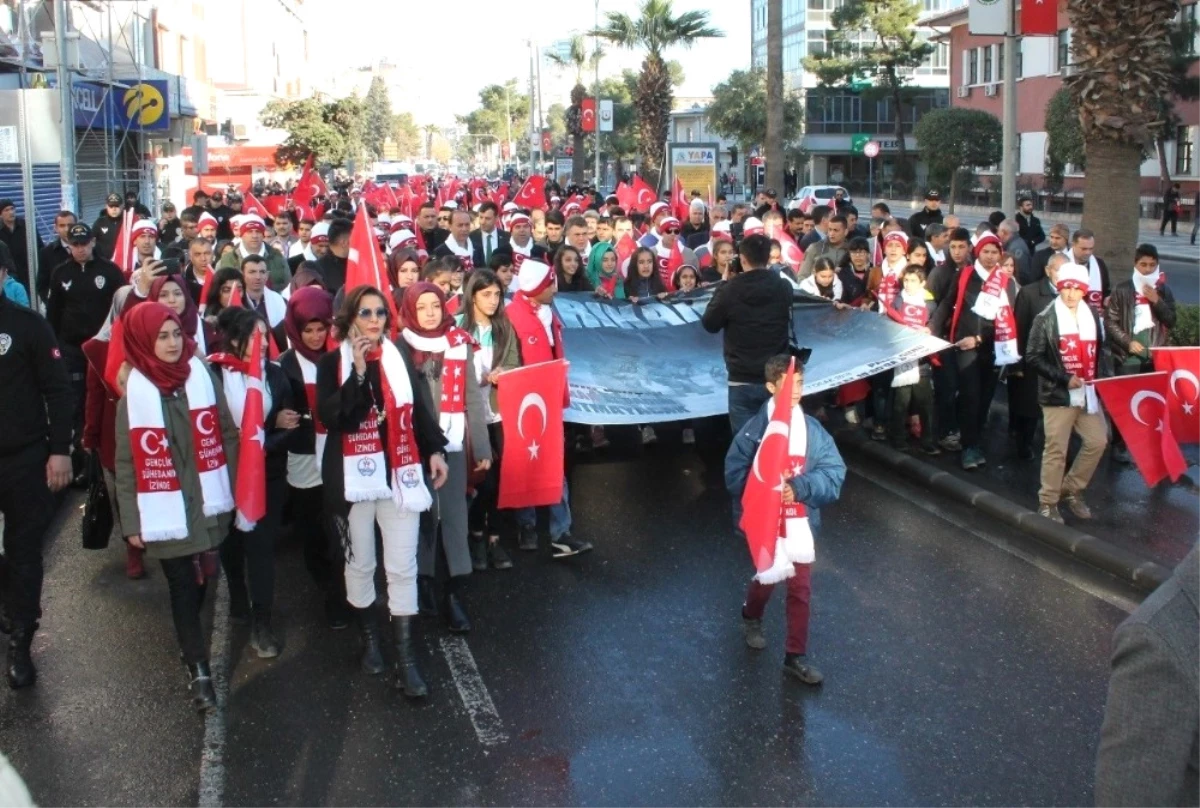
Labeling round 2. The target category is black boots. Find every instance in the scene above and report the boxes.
[469,535,489,572]
[6,626,35,689]
[391,616,428,698]
[417,575,438,617]
[186,661,217,712]
[444,576,471,634]
[356,606,385,675]
[250,609,281,659]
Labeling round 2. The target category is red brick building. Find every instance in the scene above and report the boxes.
[922,1,1199,206]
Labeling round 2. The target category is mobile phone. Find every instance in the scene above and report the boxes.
[159,256,181,274]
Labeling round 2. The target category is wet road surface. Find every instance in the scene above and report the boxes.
[0,426,1156,806]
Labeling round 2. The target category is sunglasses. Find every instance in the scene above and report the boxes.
[357,307,389,320]
[662,228,681,235]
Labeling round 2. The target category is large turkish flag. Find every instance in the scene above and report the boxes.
[497,360,568,509]
[739,360,796,576]
[513,175,548,211]
[1093,372,1188,487]
[1153,346,1200,444]
[1021,0,1058,36]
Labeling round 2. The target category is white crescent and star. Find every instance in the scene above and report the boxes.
[196,409,215,436]
[752,421,790,484]
[1169,369,1199,415]
[1130,390,1167,430]
[139,430,165,456]
[517,393,548,460]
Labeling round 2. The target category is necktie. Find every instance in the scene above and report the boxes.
[485,232,492,262]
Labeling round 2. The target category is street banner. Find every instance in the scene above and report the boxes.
[552,289,949,425]
[599,99,614,132]
[1020,0,1058,36]
[668,144,719,204]
[969,0,1010,35]
[1153,346,1200,444]
[1092,372,1188,487]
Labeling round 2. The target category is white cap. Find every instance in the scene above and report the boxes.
[309,221,330,242]
[130,219,158,237]
[237,214,266,234]
[649,201,669,217]
[742,216,765,236]
[388,229,418,251]
[712,220,732,235]
[517,259,554,294]
[1056,262,1090,292]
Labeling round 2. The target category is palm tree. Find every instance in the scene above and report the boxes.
[593,0,722,189]
[766,0,784,196]
[1066,0,1176,270]
[547,34,602,184]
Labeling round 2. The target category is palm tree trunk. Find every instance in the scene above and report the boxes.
[572,133,585,184]
[1081,138,1141,271]
[765,0,785,195]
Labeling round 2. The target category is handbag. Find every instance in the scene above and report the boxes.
[81,451,113,550]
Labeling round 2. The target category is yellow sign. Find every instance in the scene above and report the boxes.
[122,83,166,127]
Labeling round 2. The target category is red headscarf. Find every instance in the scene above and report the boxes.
[284,285,334,364]
[401,282,453,339]
[121,302,195,394]
[149,274,201,340]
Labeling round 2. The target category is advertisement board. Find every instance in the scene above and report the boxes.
[669,143,718,200]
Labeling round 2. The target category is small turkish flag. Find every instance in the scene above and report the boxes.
[228,281,244,309]
[241,192,272,220]
[291,155,327,211]
[631,175,656,213]
[497,360,568,509]
[615,181,634,212]
[581,97,597,133]
[1021,0,1058,36]
[1093,372,1188,487]
[615,231,636,274]
[261,194,288,219]
[111,209,137,279]
[346,203,398,334]
[671,175,688,222]
[1153,346,1200,444]
[513,175,548,211]
[661,239,683,291]
[234,334,267,531]
[771,224,805,274]
[739,358,796,576]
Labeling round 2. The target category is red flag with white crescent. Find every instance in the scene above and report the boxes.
[233,334,267,531]
[513,175,548,211]
[739,358,796,575]
[346,202,398,335]
[111,209,137,279]
[630,175,656,213]
[241,191,272,220]
[580,97,597,133]
[497,360,568,509]
[291,155,327,210]
[671,175,688,222]
[615,181,634,212]
[1092,372,1188,487]
[1153,346,1200,444]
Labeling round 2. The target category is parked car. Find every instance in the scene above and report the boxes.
[790,185,851,214]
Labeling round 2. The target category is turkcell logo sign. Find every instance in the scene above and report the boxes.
[53,79,171,131]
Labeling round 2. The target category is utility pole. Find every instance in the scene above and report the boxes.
[504,81,513,173]
[528,40,539,170]
[54,0,77,213]
[1000,0,1018,215]
[593,0,602,191]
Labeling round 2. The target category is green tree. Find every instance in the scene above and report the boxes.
[1066,0,1176,270]
[390,112,421,160]
[546,102,568,147]
[708,68,803,160]
[327,94,367,169]
[913,108,1002,211]
[260,96,347,166]
[363,75,393,161]
[1043,88,1085,192]
[804,0,933,180]
[547,34,603,183]
[458,81,531,157]
[593,0,722,188]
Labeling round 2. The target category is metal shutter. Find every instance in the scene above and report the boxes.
[0,163,64,243]
[75,128,115,222]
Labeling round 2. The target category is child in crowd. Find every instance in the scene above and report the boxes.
[726,355,846,686]
[886,265,939,455]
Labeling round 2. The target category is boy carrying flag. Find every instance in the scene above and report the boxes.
[726,355,846,685]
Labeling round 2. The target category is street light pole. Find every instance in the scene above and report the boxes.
[1000,0,1018,214]
[54,0,76,213]
[593,0,602,191]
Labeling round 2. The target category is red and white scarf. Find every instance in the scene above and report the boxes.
[1132,268,1164,335]
[971,262,1020,366]
[126,357,234,541]
[756,400,814,584]
[401,326,472,452]
[443,238,475,272]
[876,257,907,315]
[337,339,433,513]
[891,291,930,387]
[1055,297,1100,413]
[296,353,327,471]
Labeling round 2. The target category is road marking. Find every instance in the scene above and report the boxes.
[849,464,1139,614]
[439,635,508,747]
[198,576,231,808]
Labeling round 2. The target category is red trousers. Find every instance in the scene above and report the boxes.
[742,563,812,655]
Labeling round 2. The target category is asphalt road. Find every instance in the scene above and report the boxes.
[1162,258,1199,306]
[0,426,1149,806]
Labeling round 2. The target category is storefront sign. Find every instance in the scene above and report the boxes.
[669,144,718,200]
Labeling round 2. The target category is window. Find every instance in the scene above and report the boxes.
[997,44,1004,81]
[983,45,993,83]
[1181,4,1199,56]
[968,48,979,84]
[783,0,804,28]
[1178,125,1195,176]
[1055,28,1072,72]
[808,29,828,57]
[1016,40,1024,78]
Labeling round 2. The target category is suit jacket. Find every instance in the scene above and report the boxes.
[469,228,510,267]
[1095,546,1199,807]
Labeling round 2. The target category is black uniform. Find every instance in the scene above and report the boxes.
[159,218,182,246]
[45,256,125,352]
[91,211,124,260]
[0,219,43,295]
[907,206,944,240]
[0,291,73,641]
[419,226,450,252]
[35,240,70,304]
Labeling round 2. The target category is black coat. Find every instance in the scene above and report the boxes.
[91,212,124,260]
[1011,278,1059,419]
[315,253,348,295]
[907,206,944,240]
[216,361,293,480]
[701,270,795,384]
[1026,302,1112,408]
[0,218,42,282]
[36,240,70,303]
[469,229,511,268]
[420,226,450,252]
[278,350,321,456]
[1104,280,1177,365]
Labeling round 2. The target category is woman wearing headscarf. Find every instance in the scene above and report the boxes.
[584,241,624,299]
[128,273,210,355]
[279,286,349,629]
[282,264,329,301]
[202,267,244,353]
[208,307,297,658]
[316,285,448,698]
[398,282,491,633]
[113,303,239,712]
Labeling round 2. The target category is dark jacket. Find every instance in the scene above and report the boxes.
[214,361,293,480]
[1015,211,1045,253]
[36,240,71,304]
[0,218,42,286]
[0,293,73,458]
[926,258,962,305]
[420,226,450,252]
[45,256,126,348]
[1095,545,1199,808]
[1011,277,1062,419]
[930,265,1018,344]
[726,408,846,534]
[907,206,943,240]
[701,270,795,384]
[91,211,124,260]
[315,344,448,516]
[315,252,348,295]
[469,228,511,268]
[1030,246,1057,283]
[1005,235,1035,286]
[1025,301,1112,408]
[1104,279,1177,365]
[278,350,322,457]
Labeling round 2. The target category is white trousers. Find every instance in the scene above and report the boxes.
[344,498,420,616]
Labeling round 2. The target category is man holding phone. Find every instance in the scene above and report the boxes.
[130,220,160,269]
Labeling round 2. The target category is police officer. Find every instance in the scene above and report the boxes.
[0,259,73,688]
[45,224,125,477]
[92,192,125,260]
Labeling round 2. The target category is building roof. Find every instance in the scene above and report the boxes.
[918,5,969,28]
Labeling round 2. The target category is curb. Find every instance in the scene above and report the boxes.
[837,430,1172,593]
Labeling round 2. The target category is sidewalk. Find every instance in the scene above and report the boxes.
[877,198,1200,263]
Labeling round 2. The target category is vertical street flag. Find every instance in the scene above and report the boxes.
[1153,346,1200,444]
[581,97,597,133]
[346,202,397,334]
[598,99,613,132]
[969,0,1010,35]
[1020,0,1058,36]
[497,360,568,509]
[1092,372,1189,487]
[739,358,797,583]
[234,333,267,531]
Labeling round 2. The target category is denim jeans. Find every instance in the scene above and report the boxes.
[728,384,772,435]
[516,479,572,540]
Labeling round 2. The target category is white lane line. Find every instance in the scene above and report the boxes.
[849,464,1140,614]
[198,575,231,808]
[439,635,508,747]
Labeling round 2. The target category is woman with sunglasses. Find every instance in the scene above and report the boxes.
[113,303,239,712]
[399,282,491,632]
[317,286,448,697]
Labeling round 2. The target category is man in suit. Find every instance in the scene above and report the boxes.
[469,201,510,268]
[1095,545,1198,806]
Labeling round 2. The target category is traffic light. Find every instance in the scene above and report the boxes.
[565,146,574,157]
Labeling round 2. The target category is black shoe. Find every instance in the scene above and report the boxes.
[1113,444,1132,464]
[6,627,35,689]
[742,617,767,650]
[782,654,823,685]
[250,613,281,659]
[920,444,942,457]
[488,540,513,570]
[324,594,351,630]
[469,535,489,572]
[444,577,471,634]
[1017,444,1036,461]
[417,575,439,617]
[518,526,539,552]
[550,534,593,559]
[356,606,386,675]
[390,616,428,698]
[186,661,216,712]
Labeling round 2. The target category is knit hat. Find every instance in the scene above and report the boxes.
[1056,262,1090,292]
[972,231,1003,255]
[517,259,555,296]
